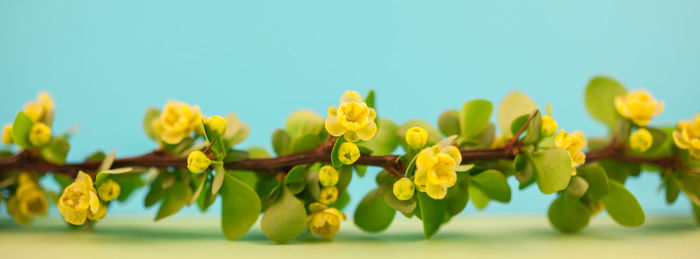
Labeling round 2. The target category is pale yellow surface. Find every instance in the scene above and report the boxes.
[1,215,699,259]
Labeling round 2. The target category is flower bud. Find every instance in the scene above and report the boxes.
[540,115,558,137]
[187,151,211,173]
[318,165,339,187]
[405,127,428,150]
[337,142,360,165]
[28,122,51,146]
[393,177,415,201]
[629,128,653,153]
[206,115,227,137]
[319,186,338,204]
[97,179,121,202]
[2,123,13,144]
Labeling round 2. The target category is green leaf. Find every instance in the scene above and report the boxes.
[664,175,680,204]
[95,167,133,186]
[288,134,323,154]
[212,164,226,195]
[365,89,376,109]
[498,91,537,137]
[692,202,700,226]
[261,186,307,243]
[529,148,572,194]
[469,185,490,209]
[39,136,70,165]
[223,150,249,163]
[145,175,166,208]
[566,176,589,198]
[286,110,324,139]
[12,112,34,148]
[514,154,533,184]
[357,118,399,156]
[354,165,367,177]
[189,174,207,205]
[305,170,321,201]
[354,187,395,233]
[220,172,262,240]
[677,172,700,206]
[601,181,645,227]
[335,166,353,194]
[445,176,470,216]
[584,76,627,127]
[470,169,510,202]
[330,136,346,167]
[460,99,493,139]
[578,164,609,200]
[284,166,306,194]
[113,173,146,202]
[417,192,447,238]
[222,113,250,148]
[438,110,461,137]
[548,195,590,233]
[271,129,291,155]
[599,160,640,183]
[202,119,228,160]
[143,107,161,141]
[155,181,191,221]
[383,189,416,215]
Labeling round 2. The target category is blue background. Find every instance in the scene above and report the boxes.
[1,0,699,216]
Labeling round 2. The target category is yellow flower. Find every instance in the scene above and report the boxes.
[393,177,415,201]
[58,171,100,225]
[337,142,360,165]
[187,150,211,173]
[319,186,338,204]
[629,128,653,153]
[614,89,664,126]
[6,174,48,225]
[307,202,346,239]
[87,202,107,221]
[22,91,55,125]
[405,127,428,150]
[151,101,202,144]
[413,144,462,200]
[2,123,12,144]
[555,130,587,173]
[318,165,339,187]
[673,114,700,158]
[97,179,121,201]
[541,115,558,137]
[325,91,377,142]
[28,122,51,146]
[205,115,227,137]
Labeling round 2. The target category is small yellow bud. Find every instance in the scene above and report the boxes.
[97,179,121,201]
[337,142,360,165]
[2,123,13,144]
[405,127,428,150]
[319,186,338,204]
[187,151,211,173]
[393,178,415,201]
[540,115,558,137]
[629,128,653,153]
[28,122,51,146]
[318,165,339,187]
[205,115,228,137]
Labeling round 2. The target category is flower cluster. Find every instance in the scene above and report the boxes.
[2,92,55,147]
[673,114,700,158]
[615,89,664,126]
[151,101,202,145]
[413,144,462,200]
[5,173,48,225]
[58,171,106,225]
[555,130,587,174]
